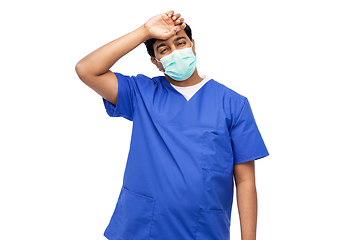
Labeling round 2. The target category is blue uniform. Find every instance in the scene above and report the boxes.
[103,73,269,240]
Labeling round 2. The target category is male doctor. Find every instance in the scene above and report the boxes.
[76,10,268,240]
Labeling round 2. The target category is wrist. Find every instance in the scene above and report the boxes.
[140,23,153,41]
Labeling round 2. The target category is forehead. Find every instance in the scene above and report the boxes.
[153,30,190,48]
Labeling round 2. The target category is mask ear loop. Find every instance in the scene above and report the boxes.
[155,58,165,73]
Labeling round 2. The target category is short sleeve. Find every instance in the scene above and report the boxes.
[103,72,138,121]
[230,98,269,164]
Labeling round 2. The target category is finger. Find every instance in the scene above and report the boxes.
[165,10,174,18]
[173,26,181,33]
[179,22,186,30]
[172,13,181,20]
[175,17,185,25]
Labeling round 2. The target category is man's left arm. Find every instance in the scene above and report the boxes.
[234,160,257,240]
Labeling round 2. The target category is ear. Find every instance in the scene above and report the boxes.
[151,57,164,72]
[191,39,196,55]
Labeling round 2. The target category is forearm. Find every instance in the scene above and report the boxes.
[76,25,150,77]
[236,180,258,240]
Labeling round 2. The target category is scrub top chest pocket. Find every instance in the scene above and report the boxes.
[202,131,234,174]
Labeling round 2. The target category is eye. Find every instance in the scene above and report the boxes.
[159,48,168,54]
[177,41,186,46]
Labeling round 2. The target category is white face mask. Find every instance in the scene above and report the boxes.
[156,44,197,81]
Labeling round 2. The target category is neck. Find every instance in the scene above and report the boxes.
[165,69,203,87]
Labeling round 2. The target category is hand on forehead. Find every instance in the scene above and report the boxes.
[144,10,186,41]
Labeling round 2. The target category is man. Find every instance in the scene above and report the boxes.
[76,10,268,240]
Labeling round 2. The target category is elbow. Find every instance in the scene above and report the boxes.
[75,61,94,84]
[75,61,86,81]
[75,61,102,84]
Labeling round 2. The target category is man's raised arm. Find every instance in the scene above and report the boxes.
[75,10,185,105]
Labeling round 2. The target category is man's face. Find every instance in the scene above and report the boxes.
[152,30,195,66]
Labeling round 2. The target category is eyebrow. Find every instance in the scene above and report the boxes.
[156,43,167,52]
[173,36,187,43]
[155,37,188,52]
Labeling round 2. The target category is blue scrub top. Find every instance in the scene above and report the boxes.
[103,73,269,240]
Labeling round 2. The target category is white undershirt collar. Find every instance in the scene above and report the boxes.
[170,75,211,101]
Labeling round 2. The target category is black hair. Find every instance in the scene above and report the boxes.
[144,23,192,58]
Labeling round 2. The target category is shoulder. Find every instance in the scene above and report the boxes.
[113,73,164,88]
[209,79,248,107]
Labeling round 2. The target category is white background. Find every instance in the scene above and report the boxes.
[1,0,359,239]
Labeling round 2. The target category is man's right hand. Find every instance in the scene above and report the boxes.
[143,10,186,40]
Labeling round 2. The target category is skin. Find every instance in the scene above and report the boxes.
[75,10,258,240]
[234,160,258,240]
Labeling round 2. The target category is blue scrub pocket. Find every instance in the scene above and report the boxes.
[195,209,230,240]
[104,187,156,240]
[202,132,233,174]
